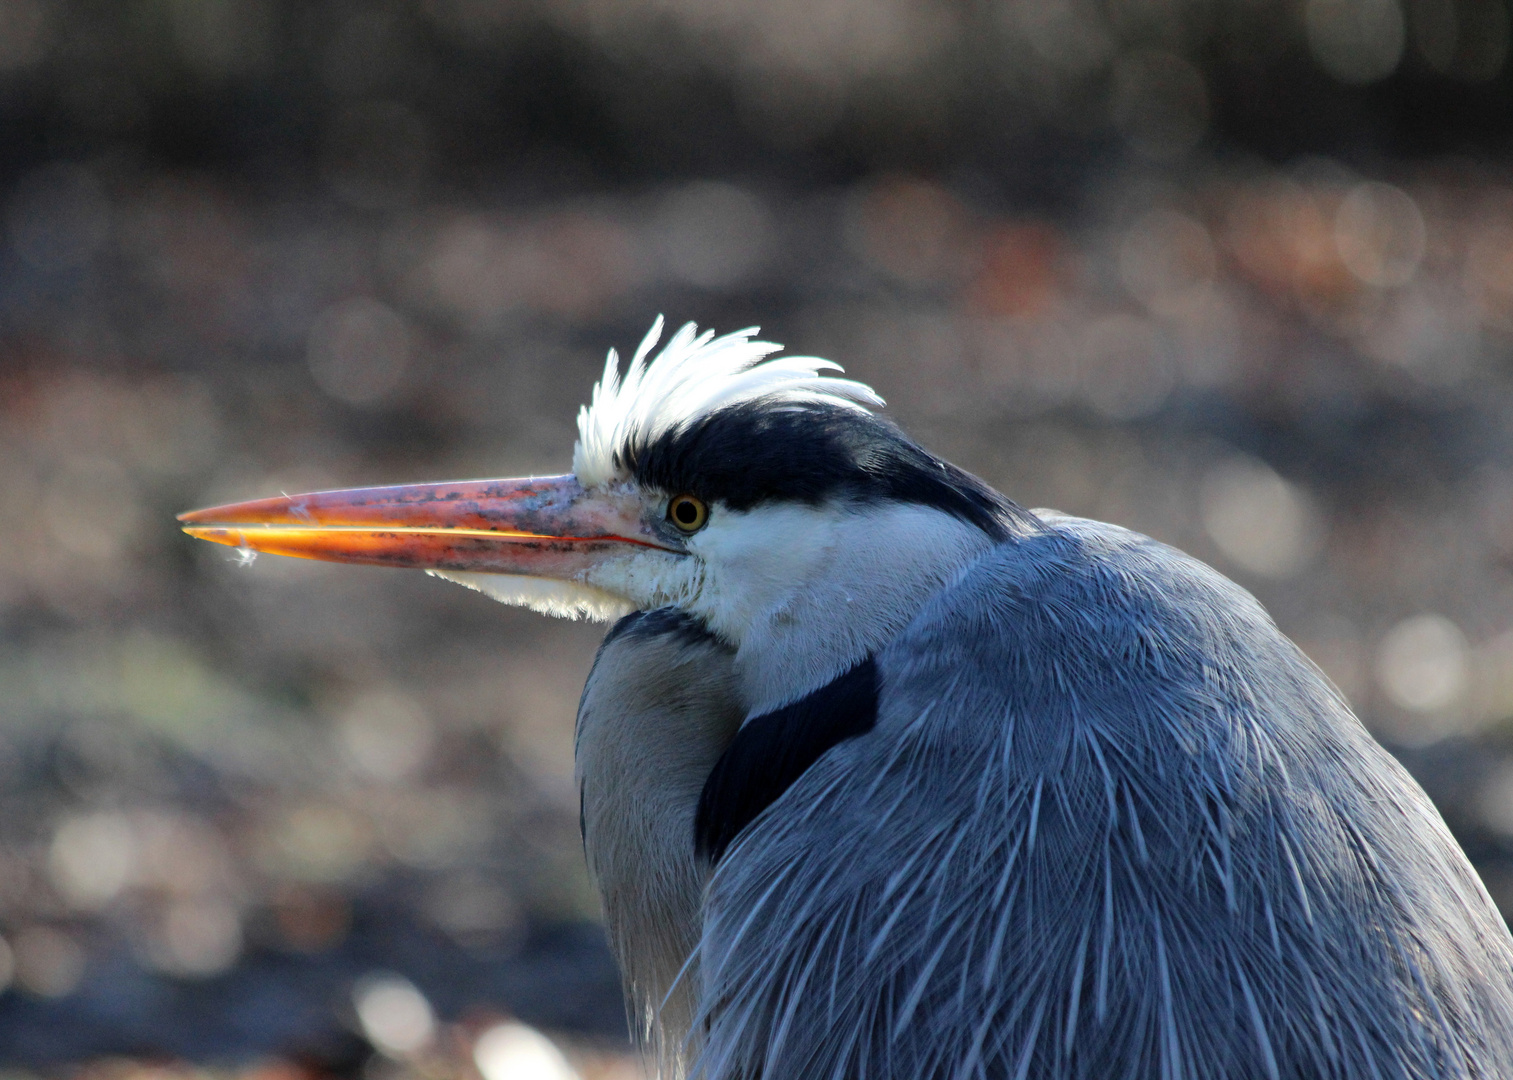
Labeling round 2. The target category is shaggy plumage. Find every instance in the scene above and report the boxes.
[691,514,1513,1078]
[557,324,1513,1079]
[188,318,1513,1079]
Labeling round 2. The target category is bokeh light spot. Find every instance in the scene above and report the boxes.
[1014,0,1115,75]
[1118,209,1216,315]
[474,1021,580,1080]
[12,927,84,998]
[1078,314,1174,420]
[149,898,242,978]
[42,457,143,561]
[334,688,435,782]
[1477,762,1513,835]
[1306,0,1406,84]
[655,182,773,290]
[1201,457,1325,578]
[967,221,1070,319]
[1377,614,1469,713]
[1334,181,1426,287]
[846,177,968,286]
[1412,0,1509,80]
[48,813,135,911]
[354,973,435,1057]
[307,298,412,406]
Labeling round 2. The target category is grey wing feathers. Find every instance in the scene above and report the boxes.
[694,516,1513,1079]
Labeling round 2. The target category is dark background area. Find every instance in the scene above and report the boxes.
[5,1,1513,1077]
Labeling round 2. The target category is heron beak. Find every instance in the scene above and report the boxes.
[178,474,670,578]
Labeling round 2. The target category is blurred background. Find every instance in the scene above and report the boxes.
[4,0,1513,1076]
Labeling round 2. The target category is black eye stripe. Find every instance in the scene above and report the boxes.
[630,401,1030,540]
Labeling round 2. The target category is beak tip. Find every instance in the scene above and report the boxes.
[177,505,224,525]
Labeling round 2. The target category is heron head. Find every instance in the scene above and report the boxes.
[181,320,1021,683]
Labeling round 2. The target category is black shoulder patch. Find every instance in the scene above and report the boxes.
[695,656,879,864]
[601,606,713,648]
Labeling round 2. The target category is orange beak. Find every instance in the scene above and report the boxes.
[178,474,674,578]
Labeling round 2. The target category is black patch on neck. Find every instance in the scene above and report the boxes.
[601,605,713,648]
[629,401,1031,540]
[695,656,879,864]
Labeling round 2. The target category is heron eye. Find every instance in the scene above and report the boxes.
[667,494,708,533]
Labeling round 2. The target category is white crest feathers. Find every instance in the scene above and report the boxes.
[572,318,885,487]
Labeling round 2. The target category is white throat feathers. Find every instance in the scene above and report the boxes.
[681,501,994,715]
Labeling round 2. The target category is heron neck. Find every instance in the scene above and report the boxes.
[718,503,996,717]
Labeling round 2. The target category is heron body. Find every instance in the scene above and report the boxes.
[182,320,1513,1079]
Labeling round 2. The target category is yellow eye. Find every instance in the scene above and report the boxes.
[667,494,708,533]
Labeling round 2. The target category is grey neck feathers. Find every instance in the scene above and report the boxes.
[575,617,743,1076]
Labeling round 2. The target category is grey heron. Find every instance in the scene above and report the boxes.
[182,319,1513,1079]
